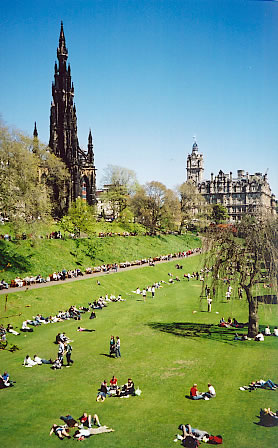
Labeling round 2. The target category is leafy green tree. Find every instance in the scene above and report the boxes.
[59,198,96,236]
[130,181,180,232]
[203,215,278,337]
[0,123,68,227]
[211,204,228,224]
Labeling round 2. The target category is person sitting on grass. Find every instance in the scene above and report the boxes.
[0,372,15,388]
[202,383,216,399]
[189,384,203,400]
[110,375,118,390]
[49,424,71,439]
[258,408,278,426]
[264,325,271,336]
[96,380,108,402]
[273,327,278,337]
[116,378,135,397]
[51,358,62,370]
[254,332,264,342]
[79,412,101,428]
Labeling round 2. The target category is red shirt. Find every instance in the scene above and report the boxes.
[110,377,117,386]
[190,386,198,397]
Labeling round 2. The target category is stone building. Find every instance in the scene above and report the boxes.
[186,141,276,222]
[48,22,97,213]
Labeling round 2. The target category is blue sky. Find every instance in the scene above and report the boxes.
[1,0,277,195]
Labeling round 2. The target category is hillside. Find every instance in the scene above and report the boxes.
[0,233,200,282]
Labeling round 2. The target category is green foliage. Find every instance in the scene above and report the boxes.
[0,122,68,226]
[204,215,278,337]
[59,198,96,236]
[211,204,228,224]
[0,257,277,448]
[130,182,180,232]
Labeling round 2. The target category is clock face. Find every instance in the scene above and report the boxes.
[191,159,197,167]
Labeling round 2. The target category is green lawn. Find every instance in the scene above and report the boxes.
[0,255,277,448]
[0,233,200,283]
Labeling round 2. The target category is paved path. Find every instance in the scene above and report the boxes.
[0,253,200,296]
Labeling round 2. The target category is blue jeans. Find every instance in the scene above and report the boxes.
[192,394,203,400]
[262,380,277,389]
[116,347,121,358]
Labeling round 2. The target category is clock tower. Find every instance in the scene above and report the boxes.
[186,140,204,184]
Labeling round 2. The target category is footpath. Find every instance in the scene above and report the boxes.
[0,253,200,296]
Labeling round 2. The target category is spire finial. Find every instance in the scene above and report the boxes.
[33,121,38,138]
[57,20,68,61]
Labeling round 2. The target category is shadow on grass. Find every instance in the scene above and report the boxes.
[147,321,244,345]
[0,241,32,273]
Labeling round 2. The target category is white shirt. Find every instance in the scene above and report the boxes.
[208,385,216,396]
[265,327,271,335]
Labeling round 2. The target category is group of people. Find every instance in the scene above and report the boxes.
[5,247,200,290]
[50,412,114,440]
[22,332,74,369]
[175,424,223,447]
[189,383,216,401]
[96,377,136,402]
[109,336,121,357]
[239,378,278,392]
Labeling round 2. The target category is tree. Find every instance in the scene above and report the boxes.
[178,181,207,229]
[211,204,228,224]
[101,165,138,219]
[203,215,278,337]
[130,181,180,232]
[0,122,68,227]
[59,198,96,236]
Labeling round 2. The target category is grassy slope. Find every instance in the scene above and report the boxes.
[0,233,200,283]
[0,255,277,448]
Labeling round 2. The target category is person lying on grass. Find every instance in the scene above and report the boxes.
[176,424,200,447]
[240,379,278,391]
[77,326,94,332]
[175,424,223,445]
[33,355,53,365]
[49,424,71,439]
[23,355,37,367]
[73,425,114,440]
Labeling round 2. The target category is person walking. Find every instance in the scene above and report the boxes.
[151,285,155,299]
[115,336,121,358]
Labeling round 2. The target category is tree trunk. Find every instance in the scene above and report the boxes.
[247,292,259,338]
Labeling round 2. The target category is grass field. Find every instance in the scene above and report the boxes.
[0,255,277,448]
[0,233,199,283]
